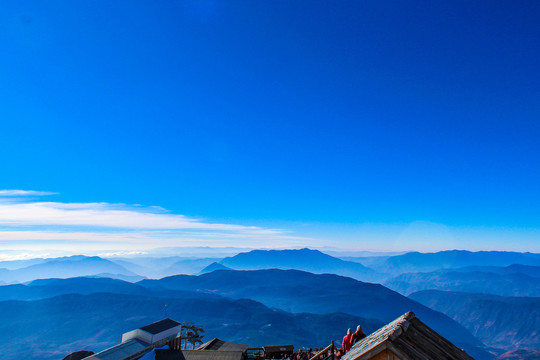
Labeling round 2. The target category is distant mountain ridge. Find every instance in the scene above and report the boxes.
[0,277,227,302]
[200,262,232,274]
[219,248,384,282]
[409,290,540,350]
[447,264,540,278]
[379,250,540,275]
[0,255,136,283]
[109,256,223,278]
[385,268,540,297]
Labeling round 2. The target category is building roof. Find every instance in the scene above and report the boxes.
[197,338,250,352]
[262,345,294,353]
[140,318,182,335]
[341,312,474,360]
[83,339,152,360]
[155,349,244,360]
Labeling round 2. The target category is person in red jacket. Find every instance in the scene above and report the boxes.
[352,325,366,345]
[342,328,353,353]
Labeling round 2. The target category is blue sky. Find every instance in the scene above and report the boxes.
[0,1,539,257]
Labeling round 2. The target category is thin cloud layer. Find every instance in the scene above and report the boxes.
[0,190,58,197]
[0,190,311,254]
[0,201,275,232]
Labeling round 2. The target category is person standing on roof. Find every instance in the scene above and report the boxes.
[342,328,353,353]
[352,325,366,345]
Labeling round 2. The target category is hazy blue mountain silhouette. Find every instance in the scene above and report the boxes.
[0,257,48,270]
[219,248,384,282]
[139,268,487,356]
[163,258,222,276]
[386,269,540,297]
[410,290,540,350]
[379,250,540,275]
[110,256,223,278]
[0,292,382,360]
[0,277,226,301]
[90,273,146,282]
[199,262,232,274]
[447,264,540,278]
[0,256,136,283]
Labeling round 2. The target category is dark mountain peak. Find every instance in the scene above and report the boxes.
[199,262,232,274]
[218,249,382,282]
[229,248,327,259]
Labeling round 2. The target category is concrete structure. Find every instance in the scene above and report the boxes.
[83,319,183,360]
[122,318,182,346]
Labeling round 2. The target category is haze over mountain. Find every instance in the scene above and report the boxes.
[0,277,227,302]
[109,256,223,278]
[219,248,384,282]
[386,269,540,297]
[0,256,136,283]
[0,292,382,360]
[373,251,540,276]
[1,249,538,359]
[139,268,488,358]
[410,290,540,350]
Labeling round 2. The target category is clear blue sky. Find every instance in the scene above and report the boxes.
[0,1,539,256]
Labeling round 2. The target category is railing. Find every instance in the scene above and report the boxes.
[309,341,337,360]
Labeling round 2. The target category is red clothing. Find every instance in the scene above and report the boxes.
[342,333,353,353]
[352,330,366,344]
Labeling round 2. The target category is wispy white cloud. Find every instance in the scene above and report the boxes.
[0,201,283,232]
[0,191,314,255]
[0,189,58,197]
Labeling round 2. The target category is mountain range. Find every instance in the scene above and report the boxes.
[139,268,489,358]
[368,250,540,275]
[409,290,540,350]
[0,256,136,283]
[218,248,384,282]
[386,268,540,297]
[1,248,539,360]
[0,288,381,360]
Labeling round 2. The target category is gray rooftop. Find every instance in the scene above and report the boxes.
[197,338,250,352]
[341,312,474,360]
[140,318,181,335]
[262,345,294,353]
[82,339,152,360]
[156,349,245,360]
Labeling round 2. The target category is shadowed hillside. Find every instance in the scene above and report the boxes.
[139,268,488,357]
[378,251,540,275]
[410,290,540,349]
[386,269,540,297]
[0,292,382,360]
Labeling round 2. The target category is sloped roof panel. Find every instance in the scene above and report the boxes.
[140,318,181,335]
[341,312,474,360]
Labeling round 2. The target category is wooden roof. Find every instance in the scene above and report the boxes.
[197,338,250,352]
[155,349,244,360]
[341,312,474,360]
[262,345,294,353]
